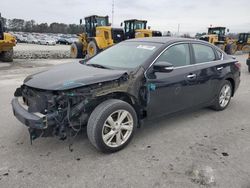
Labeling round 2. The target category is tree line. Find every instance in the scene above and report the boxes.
[1,17,83,34]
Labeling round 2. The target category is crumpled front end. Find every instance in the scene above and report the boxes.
[12,85,90,142]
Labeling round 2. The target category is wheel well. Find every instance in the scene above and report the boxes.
[226,78,235,96]
[96,92,142,121]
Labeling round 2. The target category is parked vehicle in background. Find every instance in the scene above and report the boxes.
[15,34,28,43]
[57,37,72,45]
[38,37,56,45]
[199,27,237,55]
[27,36,38,44]
[236,33,250,53]
[11,37,241,153]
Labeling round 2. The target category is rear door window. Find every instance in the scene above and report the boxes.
[192,44,216,63]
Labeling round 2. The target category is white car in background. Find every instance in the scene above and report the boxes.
[27,36,38,44]
[38,38,56,45]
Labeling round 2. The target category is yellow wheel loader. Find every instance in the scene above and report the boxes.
[123,19,162,39]
[0,15,16,62]
[199,27,237,55]
[70,15,124,58]
[236,33,250,53]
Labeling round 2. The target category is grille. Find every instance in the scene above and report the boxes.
[22,86,52,113]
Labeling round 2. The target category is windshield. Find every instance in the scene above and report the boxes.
[208,28,225,35]
[95,17,108,26]
[134,21,146,30]
[87,42,161,69]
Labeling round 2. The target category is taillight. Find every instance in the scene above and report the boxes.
[235,61,241,69]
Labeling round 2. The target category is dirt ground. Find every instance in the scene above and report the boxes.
[0,55,250,188]
[13,43,71,59]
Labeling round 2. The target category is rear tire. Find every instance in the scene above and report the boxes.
[87,99,137,153]
[0,49,13,62]
[211,80,232,111]
[242,45,250,53]
[87,40,100,58]
[70,42,84,58]
[225,43,237,55]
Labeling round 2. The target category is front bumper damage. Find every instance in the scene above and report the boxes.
[12,97,56,141]
[12,97,47,129]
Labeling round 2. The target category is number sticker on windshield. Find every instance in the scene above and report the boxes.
[137,45,156,50]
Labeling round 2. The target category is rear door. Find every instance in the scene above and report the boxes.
[190,43,221,106]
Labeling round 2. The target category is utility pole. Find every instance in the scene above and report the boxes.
[112,0,114,26]
[177,23,180,36]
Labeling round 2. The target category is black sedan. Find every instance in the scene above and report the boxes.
[12,37,241,153]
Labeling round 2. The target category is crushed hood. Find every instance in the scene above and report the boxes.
[24,62,127,90]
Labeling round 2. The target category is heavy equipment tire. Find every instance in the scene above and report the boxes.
[242,45,250,53]
[216,44,225,51]
[87,99,137,153]
[70,42,84,58]
[1,49,13,62]
[211,80,232,111]
[87,40,100,58]
[225,43,237,55]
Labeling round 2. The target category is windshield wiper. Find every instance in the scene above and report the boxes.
[86,63,111,69]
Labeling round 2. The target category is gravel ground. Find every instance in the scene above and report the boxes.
[13,43,71,59]
[0,55,249,188]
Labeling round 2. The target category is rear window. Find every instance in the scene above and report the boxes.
[192,44,216,63]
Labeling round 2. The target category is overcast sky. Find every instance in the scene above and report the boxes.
[1,0,250,35]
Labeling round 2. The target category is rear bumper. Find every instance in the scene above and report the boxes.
[11,97,47,129]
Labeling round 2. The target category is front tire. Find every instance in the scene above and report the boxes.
[211,80,232,111]
[87,40,100,58]
[242,45,250,53]
[1,49,13,62]
[70,42,84,58]
[87,99,137,153]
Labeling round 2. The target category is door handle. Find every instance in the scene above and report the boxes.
[217,67,223,71]
[187,73,196,79]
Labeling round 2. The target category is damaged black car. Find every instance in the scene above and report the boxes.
[12,37,240,152]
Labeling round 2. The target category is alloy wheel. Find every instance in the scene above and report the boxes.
[102,110,133,148]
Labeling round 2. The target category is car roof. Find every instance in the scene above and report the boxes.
[125,37,204,44]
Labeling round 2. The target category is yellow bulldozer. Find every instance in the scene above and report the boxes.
[70,15,124,58]
[122,19,162,39]
[199,27,237,55]
[71,16,162,59]
[0,14,16,62]
[236,33,250,53]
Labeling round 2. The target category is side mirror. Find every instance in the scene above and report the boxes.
[120,22,123,27]
[80,19,82,25]
[148,26,151,30]
[227,29,229,33]
[153,61,174,73]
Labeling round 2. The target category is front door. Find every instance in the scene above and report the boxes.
[146,43,198,118]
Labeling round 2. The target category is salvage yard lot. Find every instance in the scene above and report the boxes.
[0,55,250,188]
